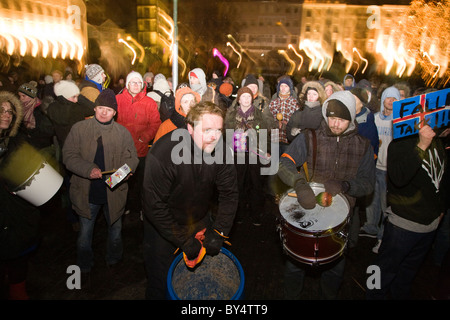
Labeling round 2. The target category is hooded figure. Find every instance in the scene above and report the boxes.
[286,81,328,142]
[153,86,201,143]
[358,86,401,244]
[276,76,296,99]
[147,75,171,108]
[323,80,343,97]
[378,86,401,121]
[0,91,23,144]
[375,86,401,171]
[343,74,355,90]
[321,90,357,135]
[356,79,378,113]
[0,91,41,300]
[268,76,299,148]
[278,90,375,299]
[189,68,219,104]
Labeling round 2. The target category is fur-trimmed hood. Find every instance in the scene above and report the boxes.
[300,81,328,104]
[175,86,201,116]
[0,91,23,138]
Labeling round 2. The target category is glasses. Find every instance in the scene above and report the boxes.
[0,108,14,116]
[129,81,142,86]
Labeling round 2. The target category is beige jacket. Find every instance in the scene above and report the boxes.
[63,117,138,224]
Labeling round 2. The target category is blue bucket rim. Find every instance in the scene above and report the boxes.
[167,247,245,300]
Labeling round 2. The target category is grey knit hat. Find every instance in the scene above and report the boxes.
[85,64,104,81]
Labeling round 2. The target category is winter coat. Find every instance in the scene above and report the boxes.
[0,91,40,261]
[147,77,171,108]
[387,135,446,225]
[142,130,238,248]
[230,93,270,113]
[0,178,40,260]
[356,107,379,160]
[17,101,54,150]
[298,81,328,104]
[286,100,323,142]
[116,88,161,157]
[224,102,275,155]
[62,117,139,224]
[79,79,101,103]
[47,94,95,147]
[279,91,375,208]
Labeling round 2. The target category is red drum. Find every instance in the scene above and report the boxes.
[277,183,350,265]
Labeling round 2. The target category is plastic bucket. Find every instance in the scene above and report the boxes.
[13,161,63,206]
[0,142,63,206]
[167,247,245,300]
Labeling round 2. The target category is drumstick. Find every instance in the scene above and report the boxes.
[101,169,116,175]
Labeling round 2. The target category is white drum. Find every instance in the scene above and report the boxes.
[278,183,350,265]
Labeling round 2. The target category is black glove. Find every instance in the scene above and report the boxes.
[181,236,202,261]
[294,182,316,209]
[203,229,224,256]
[323,180,350,196]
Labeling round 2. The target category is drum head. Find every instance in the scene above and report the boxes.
[279,183,349,232]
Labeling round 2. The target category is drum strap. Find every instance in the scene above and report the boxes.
[303,129,317,182]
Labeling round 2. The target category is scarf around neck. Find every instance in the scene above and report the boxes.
[22,99,39,129]
[235,105,255,131]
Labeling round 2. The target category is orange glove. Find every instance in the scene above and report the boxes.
[183,228,206,268]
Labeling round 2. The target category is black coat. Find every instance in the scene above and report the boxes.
[142,130,238,248]
[47,95,95,147]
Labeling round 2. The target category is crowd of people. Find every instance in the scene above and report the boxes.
[0,63,448,300]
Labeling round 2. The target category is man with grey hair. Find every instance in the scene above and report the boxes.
[277,90,375,299]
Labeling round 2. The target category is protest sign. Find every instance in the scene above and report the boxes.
[392,88,450,139]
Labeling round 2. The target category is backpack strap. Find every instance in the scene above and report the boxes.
[302,129,317,182]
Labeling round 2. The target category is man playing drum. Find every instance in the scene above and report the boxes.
[277,90,375,299]
[142,101,239,300]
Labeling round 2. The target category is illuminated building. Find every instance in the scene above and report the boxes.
[136,0,173,61]
[300,0,409,75]
[219,1,303,57]
[0,0,88,65]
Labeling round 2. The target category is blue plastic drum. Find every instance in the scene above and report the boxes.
[167,247,245,300]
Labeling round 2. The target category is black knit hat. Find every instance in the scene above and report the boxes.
[326,99,351,121]
[350,87,368,104]
[95,89,117,111]
[244,74,258,87]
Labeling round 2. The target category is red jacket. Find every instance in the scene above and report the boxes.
[116,89,161,157]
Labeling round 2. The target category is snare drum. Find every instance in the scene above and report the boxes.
[277,183,350,265]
